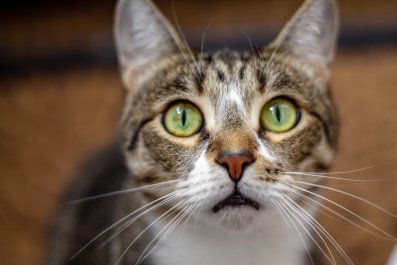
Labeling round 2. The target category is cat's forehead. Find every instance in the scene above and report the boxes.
[202,50,257,98]
[171,49,316,105]
[130,48,329,121]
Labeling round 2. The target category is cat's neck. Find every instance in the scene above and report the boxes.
[150,208,312,265]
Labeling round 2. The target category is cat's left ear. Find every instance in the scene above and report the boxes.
[114,0,185,89]
[270,0,339,71]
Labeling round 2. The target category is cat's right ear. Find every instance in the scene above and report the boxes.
[114,0,184,89]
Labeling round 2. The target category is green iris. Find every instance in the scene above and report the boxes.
[163,102,203,137]
[260,98,298,133]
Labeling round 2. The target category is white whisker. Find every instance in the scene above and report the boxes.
[282,195,353,265]
[70,189,180,260]
[285,171,384,182]
[239,29,258,55]
[66,179,182,205]
[102,183,198,247]
[288,163,388,176]
[200,19,215,58]
[178,202,199,237]
[287,182,396,241]
[298,196,339,221]
[136,202,197,265]
[193,203,201,239]
[170,1,202,80]
[277,198,336,265]
[294,180,397,219]
[295,189,393,241]
[269,198,291,233]
[135,205,189,265]
[114,200,185,265]
[281,196,337,265]
[273,200,317,265]
[100,191,182,248]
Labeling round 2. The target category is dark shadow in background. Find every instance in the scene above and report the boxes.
[1,0,397,77]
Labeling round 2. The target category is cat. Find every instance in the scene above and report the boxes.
[46,0,341,264]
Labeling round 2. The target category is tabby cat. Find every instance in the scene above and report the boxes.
[47,0,341,264]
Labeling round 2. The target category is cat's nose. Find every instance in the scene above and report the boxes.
[216,151,255,182]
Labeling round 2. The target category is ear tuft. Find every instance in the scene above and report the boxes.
[271,0,339,68]
[114,0,183,87]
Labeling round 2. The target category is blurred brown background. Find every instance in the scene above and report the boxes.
[1,0,397,265]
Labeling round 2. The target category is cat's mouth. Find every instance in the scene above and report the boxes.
[212,190,260,213]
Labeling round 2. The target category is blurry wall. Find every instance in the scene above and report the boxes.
[1,0,397,76]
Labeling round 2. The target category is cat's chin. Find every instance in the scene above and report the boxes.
[210,205,263,233]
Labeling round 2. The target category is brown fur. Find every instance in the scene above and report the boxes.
[47,0,344,264]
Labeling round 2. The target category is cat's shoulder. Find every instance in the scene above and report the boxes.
[46,143,131,265]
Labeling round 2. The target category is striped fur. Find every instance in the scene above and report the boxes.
[48,0,340,264]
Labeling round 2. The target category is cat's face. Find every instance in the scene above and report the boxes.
[115,0,339,231]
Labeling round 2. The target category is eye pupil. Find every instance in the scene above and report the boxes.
[274,106,281,123]
[181,109,187,126]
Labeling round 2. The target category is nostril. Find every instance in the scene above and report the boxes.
[221,162,230,171]
[241,160,253,170]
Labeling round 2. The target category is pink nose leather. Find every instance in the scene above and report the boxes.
[216,152,254,182]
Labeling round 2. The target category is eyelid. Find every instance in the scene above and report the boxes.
[157,98,200,113]
[265,96,299,106]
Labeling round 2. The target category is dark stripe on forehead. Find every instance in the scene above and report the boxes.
[170,73,204,94]
[203,53,213,64]
[194,70,205,94]
[170,56,208,94]
[257,68,267,93]
[194,53,219,94]
[272,73,295,90]
[239,65,246,81]
[170,76,192,92]
[217,70,226,82]
[212,50,241,72]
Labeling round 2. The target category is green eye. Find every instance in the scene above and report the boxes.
[163,102,203,137]
[260,98,299,133]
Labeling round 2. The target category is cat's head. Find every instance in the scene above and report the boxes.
[114,0,339,231]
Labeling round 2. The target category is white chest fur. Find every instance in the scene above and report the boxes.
[150,209,310,265]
